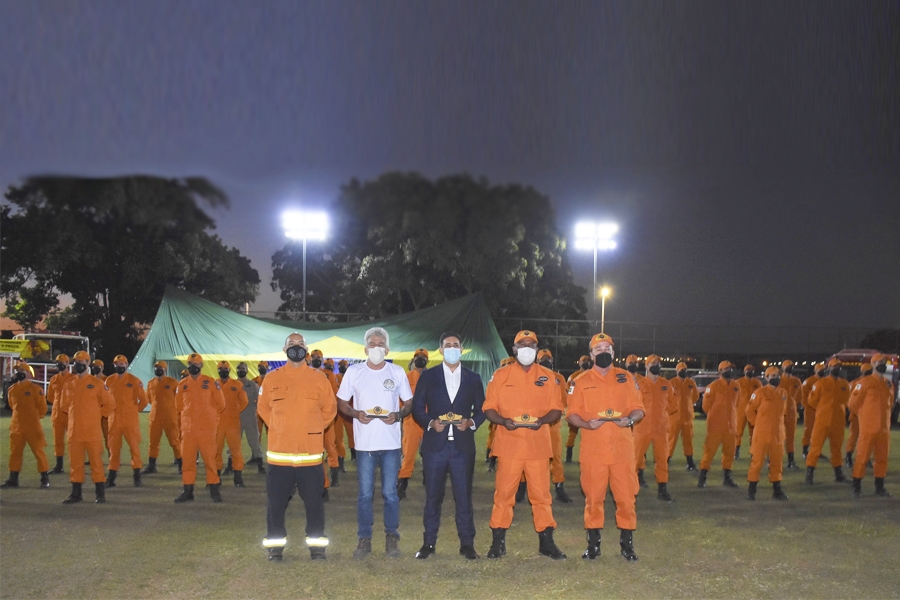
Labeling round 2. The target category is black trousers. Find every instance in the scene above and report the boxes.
[266,463,326,545]
[422,441,476,546]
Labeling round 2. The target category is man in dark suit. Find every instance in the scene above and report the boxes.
[411,331,486,560]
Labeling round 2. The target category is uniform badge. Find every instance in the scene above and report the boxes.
[616,374,627,383]
[86,384,95,389]
[215,381,221,389]
[383,379,395,390]
[183,385,189,390]
[24,391,31,396]
[661,386,668,391]
[534,380,544,386]
[537,376,548,383]
[567,383,575,395]
[165,385,171,389]
[231,386,237,391]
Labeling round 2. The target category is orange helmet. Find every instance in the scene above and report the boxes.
[73,351,91,362]
[625,354,639,365]
[645,354,661,365]
[826,358,841,368]
[90,359,104,368]
[414,348,429,359]
[764,366,781,378]
[676,361,688,371]
[154,360,167,369]
[217,360,231,369]
[589,332,614,347]
[781,359,794,369]
[744,364,755,372]
[718,361,734,371]
[55,354,70,364]
[860,363,873,374]
[514,330,538,344]
[187,353,203,364]
[113,354,128,364]
[537,349,553,361]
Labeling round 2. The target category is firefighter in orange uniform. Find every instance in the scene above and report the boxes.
[254,361,269,444]
[844,362,872,468]
[143,360,181,474]
[483,331,566,560]
[485,356,515,472]
[778,360,802,468]
[89,359,110,450]
[745,367,790,501]
[104,355,149,488]
[59,351,116,504]
[633,355,673,501]
[258,333,337,560]
[335,359,356,462]
[698,361,741,489]
[668,361,699,471]
[537,349,573,503]
[309,349,339,496]
[323,358,347,472]
[398,348,429,499]
[805,358,851,484]
[1,364,50,489]
[175,353,226,503]
[47,354,75,475]
[566,333,644,561]
[564,355,593,463]
[801,362,826,457]
[848,354,893,498]
[215,361,249,486]
[734,364,761,460]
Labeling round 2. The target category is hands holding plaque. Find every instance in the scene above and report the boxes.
[438,412,463,425]
[512,414,541,429]
[365,406,390,419]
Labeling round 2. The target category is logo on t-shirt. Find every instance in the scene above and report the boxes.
[383,379,395,391]
[615,374,628,383]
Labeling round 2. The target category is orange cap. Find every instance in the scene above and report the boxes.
[13,362,30,373]
[782,359,794,368]
[257,360,269,368]
[646,354,661,365]
[180,369,189,378]
[55,354,70,364]
[187,353,203,364]
[153,360,167,369]
[589,332,614,348]
[676,361,688,371]
[310,349,324,358]
[414,348,429,359]
[764,366,780,377]
[860,363,873,374]
[338,359,348,367]
[826,358,841,368]
[514,330,538,344]
[871,353,886,364]
[744,364,755,372]
[577,355,591,364]
[324,358,334,367]
[217,360,231,369]
[537,349,552,360]
[113,354,128,364]
[814,362,826,371]
[500,357,515,367]
[718,360,734,371]
[73,351,91,362]
[625,354,639,365]
[90,359,104,368]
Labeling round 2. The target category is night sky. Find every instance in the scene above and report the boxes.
[1,2,898,330]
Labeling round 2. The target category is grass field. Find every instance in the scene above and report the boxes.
[1,414,898,599]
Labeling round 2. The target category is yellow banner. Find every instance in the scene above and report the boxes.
[0,340,28,358]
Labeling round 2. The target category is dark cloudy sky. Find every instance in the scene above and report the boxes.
[1,1,898,330]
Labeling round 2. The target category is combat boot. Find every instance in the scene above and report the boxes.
[310,546,327,561]
[234,470,244,487]
[0,471,19,488]
[555,482,573,503]
[515,481,528,503]
[50,456,64,474]
[209,483,222,502]
[582,528,601,559]
[63,482,83,504]
[565,447,573,463]
[619,529,638,561]
[723,470,738,488]
[176,458,183,474]
[537,527,566,560]
[805,466,815,484]
[485,448,491,463]
[104,469,117,488]
[734,446,741,460]
[637,469,648,488]
[802,444,809,458]
[94,482,106,503]
[174,484,194,503]
[697,469,708,488]
[747,481,757,501]
[353,537,372,560]
[223,457,233,475]
[397,477,409,500]
[487,456,497,472]
[350,448,357,461]
[339,457,346,473]
[852,478,862,498]
[874,478,891,497]
[322,488,329,502]
[141,457,157,474]
[39,471,50,488]
[267,547,283,561]
[257,458,266,474]
[330,467,340,487]
[772,481,788,500]
[685,455,697,471]
[844,452,853,468]
[833,466,847,483]
[133,468,143,487]
[657,482,672,502]
[486,528,507,559]
[786,453,797,469]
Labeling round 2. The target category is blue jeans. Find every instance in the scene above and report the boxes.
[356,449,401,539]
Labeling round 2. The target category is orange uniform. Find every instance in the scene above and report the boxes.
[845,369,870,456]
[147,376,182,460]
[568,367,643,530]
[805,376,851,468]
[215,378,249,471]
[668,375,698,459]
[778,374,802,453]
[177,375,226,485]
[399,368,424,480]
[484,363,565,531]
[47,370,75,462]
[634,375,671,484]
[746,385,788,482]
[735,375,762,450]
[6,380,50,474]
[699,377,740,471]
[565,368,590,452]
[547,369,569,484]
[848,374,893,480]
[105,373,149,471]
[315,368,341,473]
[334,370,355,454]
[800,373,821,448]
[59,374,116,484]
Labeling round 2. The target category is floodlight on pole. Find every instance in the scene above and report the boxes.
[282,210,330,321]
[600,286,612,333]
[574,221,618,318]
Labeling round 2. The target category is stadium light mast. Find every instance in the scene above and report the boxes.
[600,286,612,333]
[282,210,329,321]
[574,221,618,319]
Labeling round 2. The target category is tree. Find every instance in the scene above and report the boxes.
[1,176,260,361]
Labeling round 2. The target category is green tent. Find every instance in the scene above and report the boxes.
[130,286,507,385]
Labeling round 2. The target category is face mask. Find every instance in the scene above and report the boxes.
[218,369,230,379]
[831,368,841,377]
[769,378,781,387]
[785,366,794,375]
[74,363,88,374]
[258,367,267,375]
[13,372,26,382]
[722,370,734,379]
[594,352,613,369]
[237,370,248,378]
[310,358,323,368]
[539,359,552,369]
[56,362,67,372]
[188,365,201,375]
[443,348,461,365]
[677,370,687,378]
[414,357,428,369]
[516,347,536,366]
[875,364,887,374]
[154,368,164,377]
[338,365,347,374]
[815,370,825,378]
[745,371,755,378]
[626,364,637,374]
[367,346,386,365]
[89,366,100,375]
[648,365,661,375]
[286,345,307,363]
[580,362,591,370]
[115,366,127,375]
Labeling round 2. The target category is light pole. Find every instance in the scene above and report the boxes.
[600,286,611,333]
[574,221,618,318]
[282,210,329,321]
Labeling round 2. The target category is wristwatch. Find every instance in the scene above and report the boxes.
[626,417,634,427]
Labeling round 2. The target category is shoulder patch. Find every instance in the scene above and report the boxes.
[126,383,133,387]
[616,374,627,383]
[230,386,237,391]
[87,384,95,389]
[661,385,668,391]
[24,391,31,396]
[164,385,171,389]
[537,375,549,383]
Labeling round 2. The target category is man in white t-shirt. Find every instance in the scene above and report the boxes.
[337,327,413,560]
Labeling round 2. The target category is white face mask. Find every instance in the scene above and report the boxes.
[367,346,386,365]
[516,347,537,366]
[442,347,462,365]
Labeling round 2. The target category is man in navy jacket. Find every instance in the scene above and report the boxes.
[411,331,486,560]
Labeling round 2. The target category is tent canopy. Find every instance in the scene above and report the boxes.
[131,286,508,385]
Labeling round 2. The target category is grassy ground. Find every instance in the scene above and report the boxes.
[1,414,898,600]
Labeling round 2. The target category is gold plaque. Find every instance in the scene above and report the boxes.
[439,412,463,425]
[365,406,390,419]
[513,414,541,428]
[598,408,624,422]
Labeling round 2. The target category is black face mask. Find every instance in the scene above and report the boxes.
[595,352,613,369]
[831,368,841,377]
[677,370,687,378]
[237,370,248,378]
[648,365,661,375]
[188,365,201,375]
[89,366,100,375]
[874,364,887,374]
[310,358,323,368]
[75,363,88,374]
[785,366,794,375]
[154,368,164,377]
[258,367,267,375]
[56,362,67,372]
[218,370,230,379]
[338,365,347,374]
[115,366,127,375]
[580,362,591,370]
[815,370,825,378]
[745,371,755,378]
[539,360,553,369]
[769,378,781,387]
[414,357,428,369]
[286,345,307,363]
[722,370,734,380]
[13,372,26,382]
[626,364,638,374]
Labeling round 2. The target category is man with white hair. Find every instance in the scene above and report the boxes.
[336,327,413,559]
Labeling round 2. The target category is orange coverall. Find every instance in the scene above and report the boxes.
[216,378,249,471]
[568,368,643,530]
[848,375,893,479]
[565,369,589,452]
[746,386,788,482]
[778,374,802,453]
[399,368,424,479]
[47,370,74,461]
[845,375,865,454]
[735,375,762,449]
[7,380,50,474]
[105,373,149,470]
[147,376,182,460]
[334,372,355,453]
[548,369,569,484]
[668,376,698,458]
[254,373,267,444]
[60,375,116,483]
[700,378,740,471]
[484,364,565,531]
[177,375,226,485]
[634,375,671,484]
[805,376,851,468]
[800,374,821,447]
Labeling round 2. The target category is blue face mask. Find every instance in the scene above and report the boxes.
[443,347,462,365]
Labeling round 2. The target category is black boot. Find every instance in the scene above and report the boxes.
[223,457,233,475]
[50,456,64,474]
[257,458,266,474]
[833,466,847,483]
[310,546,327,561]
[582,528,601,559]
[0,471,19,488]
[209,483,222,503]
[515,481,527,504]
[350,448,357,461]
[339,457,346,473]
[734,446,741,460]
[39,471,50,488]
[852,477,862,498]
[874,478,891,497]
[487,456,497,472]
[174,484,194,503]
[555,482,573,503]
[95,482,106,503]
[637,469,648,489]
[322,488,329,502]
[268,547,284,561]
[133,468,143,488]
[685,455,696,471]
[802,444,809,458]
[486,528,507,559]
[141,457,157,474]
[805,466,815,484]
[747,481,757,501]
[537,527,566,560]
[330,467,340,487]
[105,469,117,488]
[234,470,244,487]
[697,469,708,488]
[63,482,83,504]
[723,470,738,488]
[397,477,409,500]
[176,458,183,474]
[845,452,853,468]
[565,447,573,463]
[772,481,788,500]
[657,482,672,502]
[485,448,491,463]
[619,529,638,561]
[786,453,797,469]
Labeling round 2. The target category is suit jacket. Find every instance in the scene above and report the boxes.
[411,364,485,456]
